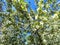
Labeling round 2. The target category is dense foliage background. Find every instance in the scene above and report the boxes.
[0,0,60,45]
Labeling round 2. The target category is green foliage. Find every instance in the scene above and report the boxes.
[0,0,60,45]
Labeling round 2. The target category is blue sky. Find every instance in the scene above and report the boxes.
[25,0,37,11]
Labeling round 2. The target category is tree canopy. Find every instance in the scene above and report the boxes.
[0,0,60,45]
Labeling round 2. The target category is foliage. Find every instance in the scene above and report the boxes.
[0,0,60,45]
